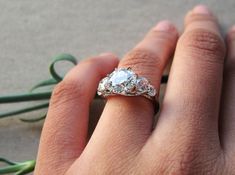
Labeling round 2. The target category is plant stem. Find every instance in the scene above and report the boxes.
[0,103,49,118]
[0,92,51,103]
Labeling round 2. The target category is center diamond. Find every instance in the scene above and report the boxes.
[109,69,133,86]
[108,68,136,93]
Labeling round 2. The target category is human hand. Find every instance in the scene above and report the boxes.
[35,5,235,175]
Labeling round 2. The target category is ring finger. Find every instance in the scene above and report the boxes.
[75,21,178,170]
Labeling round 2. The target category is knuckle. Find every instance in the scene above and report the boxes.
[148,136,222,175]
[161,151,220,175]
[50,79,84,108]
[121,49,162,69]
[179,29,225,64]
[120,49,162,83]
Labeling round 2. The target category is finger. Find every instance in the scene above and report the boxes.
[75,21,178,169]
[35,54,119,175]
[220,26,235,155]
[148,5,225,163]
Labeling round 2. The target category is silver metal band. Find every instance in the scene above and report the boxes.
[97,67,157,101]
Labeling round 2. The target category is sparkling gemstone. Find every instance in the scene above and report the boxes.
[113,85,123,93]
[109,69,134,86]
[98,77,108,91]
[148,85,157,96]
[124,82,135,93]
[136,77,148,92]
[104,81,112,89]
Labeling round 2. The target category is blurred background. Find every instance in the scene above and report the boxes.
[0,0,235,164]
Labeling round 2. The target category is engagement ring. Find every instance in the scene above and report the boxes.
[97,67,157,101]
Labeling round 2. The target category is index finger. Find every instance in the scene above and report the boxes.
[35,54,118,175]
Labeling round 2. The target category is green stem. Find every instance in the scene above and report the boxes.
[20,115,46,123]
[15,160,35,175]
[0,92,51,103]
[0,164,25,174]
[0,103,49,118]
[0,160,35,174]
[0,158,17,165]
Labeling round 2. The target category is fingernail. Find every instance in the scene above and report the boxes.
[193,5,211,15]
[153,20,176,32]
[99,52,114,57]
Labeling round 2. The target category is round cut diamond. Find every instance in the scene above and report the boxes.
[108,68,136,94]
[109,69,134,86]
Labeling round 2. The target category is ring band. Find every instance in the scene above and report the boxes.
[97,67,157,101]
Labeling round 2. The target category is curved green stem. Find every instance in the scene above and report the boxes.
[15,160,35,175]
[20,114,47,123]
[0,158,17,165]
[49,53,77,81]
[0,159,35,175]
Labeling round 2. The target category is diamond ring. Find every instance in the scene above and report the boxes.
[97,67,157,101]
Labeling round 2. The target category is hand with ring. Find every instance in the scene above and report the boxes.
[35,5,235,175]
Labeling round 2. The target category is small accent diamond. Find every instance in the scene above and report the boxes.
[148,85,156,96]
[98,77,108,91]
[136,77,149,92]
[113,85,123,93]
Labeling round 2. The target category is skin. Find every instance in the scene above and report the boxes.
[35,5,235,175]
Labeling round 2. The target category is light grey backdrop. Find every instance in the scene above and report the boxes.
[0,0,234,164]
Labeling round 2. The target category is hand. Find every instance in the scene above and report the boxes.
[35,5,235,175]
